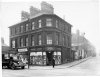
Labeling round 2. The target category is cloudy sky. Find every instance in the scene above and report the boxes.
[1,0,100,53]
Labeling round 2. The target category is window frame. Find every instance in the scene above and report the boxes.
[47,33,52,44]
[25,36,28,46]
[38,20,42,28]
[56,20,58,28]
[31,35,35,46]
[12,39,15,48]
[38,34,42,45]
[32,22,35,30]
[20,25,23,33]
[25,24,29,32]
[46,18,52,27]
[20,38,24,47]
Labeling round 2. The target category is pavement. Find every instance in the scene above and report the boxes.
[3,56,99,76]
[25,57,91,70]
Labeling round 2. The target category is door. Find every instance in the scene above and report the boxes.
[46,51,53,65]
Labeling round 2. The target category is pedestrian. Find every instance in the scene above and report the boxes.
[52,58,55,68]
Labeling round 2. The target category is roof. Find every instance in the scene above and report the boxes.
[9,13,72,28]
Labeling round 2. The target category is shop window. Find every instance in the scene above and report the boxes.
[30,52,43,65]
[38,20,42,28]
[46,18,52,27]
[53,52,61,64]
[32,22,35,30]
[43,52,46,65]
[47,33,52,44]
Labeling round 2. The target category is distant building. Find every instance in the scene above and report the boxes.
[71,30,94,60]
[1,37,10,59]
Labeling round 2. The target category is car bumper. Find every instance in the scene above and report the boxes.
[14,64,26,67]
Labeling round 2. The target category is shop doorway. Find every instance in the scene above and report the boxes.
[46,51,53,65]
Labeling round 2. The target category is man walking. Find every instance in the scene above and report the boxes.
[52,58,55,68]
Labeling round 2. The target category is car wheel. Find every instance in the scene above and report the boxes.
[7,65,11,69]
[11,64,16,70]
[21,66,25,69]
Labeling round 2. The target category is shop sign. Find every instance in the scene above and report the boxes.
[46,47,54,51]
[18,48,27,52]
[37,48,42,51]
[30,48,36,51]
[30,52,42,56]
[56,48,61,51]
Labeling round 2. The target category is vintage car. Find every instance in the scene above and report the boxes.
[2,57,26,70]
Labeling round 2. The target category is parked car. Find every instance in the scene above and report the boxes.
[2,57,26,70]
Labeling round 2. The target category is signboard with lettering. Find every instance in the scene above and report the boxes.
[37,48,42,51]
[18,48,28,52]
[45,47,54,51]
[56,48,61,51]
[30,48,36,51]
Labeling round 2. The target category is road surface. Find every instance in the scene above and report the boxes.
[2,56,100,77]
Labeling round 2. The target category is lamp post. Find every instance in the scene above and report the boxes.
[27,18,31,69]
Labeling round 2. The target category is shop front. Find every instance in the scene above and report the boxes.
[30,47,46,65]
[30,47,61,66]
[17,48,28,63]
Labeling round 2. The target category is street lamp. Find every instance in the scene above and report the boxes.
[27,18,31,69]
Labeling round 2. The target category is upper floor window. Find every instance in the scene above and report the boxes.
[56,20,58,28]
[25,24,28,31]
[67,36,70,47]
[46,18,52,27]
[25,36,28,46]
[62,36,64,46]
[13,28,15,35]
[12,40,15,48]
[10,28,13,35]
[47,33,52,44]
[20,38,24,47]
[31,36,35,46]
[20,26,23,33]
[55,33,59,45]
[32,22,35,30]
[38,34,42,45]
[15,27,20,34]
[38,20,42,28]
[62,35,66,46]
[64,25,66,31]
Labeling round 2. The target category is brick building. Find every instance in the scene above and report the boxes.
[9,14,72,65]
[9,2,72,65]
